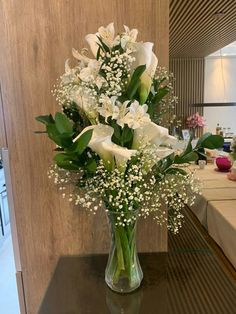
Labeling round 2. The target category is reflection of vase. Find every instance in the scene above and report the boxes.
[105,211,143,293]
[106,286,143,314]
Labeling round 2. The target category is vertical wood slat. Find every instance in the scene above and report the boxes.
[170,58,204,136]
[0,1,169,313]
[170,0,236,58]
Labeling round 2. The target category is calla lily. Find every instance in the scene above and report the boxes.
[132,121,177,149]
[102,142,137,172]
[73,124,137,172]
[131,42,158,104]
[73,124,114,171]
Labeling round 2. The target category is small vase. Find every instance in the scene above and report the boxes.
[105,210,143,293]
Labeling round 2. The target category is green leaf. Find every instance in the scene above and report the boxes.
[152,87,169,104]
[121,126,133,147]
[35,114,54,125]
[69,129,93,154]
[197,134,224,149]
[85,159,97,173]
[126,65,146,99]
[196,132,211,146]
[55,112,73,134]
[46,124,73,148]
[96,35,110,53]
[54,153,80,170]
[165,167,188,176]
[174,151,198,164]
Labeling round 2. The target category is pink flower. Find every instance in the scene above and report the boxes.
[186,112,205,129]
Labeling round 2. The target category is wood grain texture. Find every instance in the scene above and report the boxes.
[0,1,169,313]
[0,84,7,148]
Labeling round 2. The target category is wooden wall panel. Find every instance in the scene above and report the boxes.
[170,58,204,135]
[0,84,7,148]
[0,1,169,313]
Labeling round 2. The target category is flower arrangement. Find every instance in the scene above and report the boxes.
[36,23,223,292]
[186,112,205,129]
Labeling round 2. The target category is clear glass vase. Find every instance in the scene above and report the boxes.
[105,210,143,293]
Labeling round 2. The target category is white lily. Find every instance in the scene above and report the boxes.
[78,59,106,89]
[116,101,129,128]
[73,124,114,170]
[120,25,138,49]
[79,59,100,82]
[85,33,99,57]
[122,100,151,129]
[72,48,91,64]
[131,42,158,104]
[85,23,115,57]
[69,86,98,123]
[98,95,120,122]
[98,22,115,48]
[132,121,177,149]
[61,59,79,84]
[102,142,137,172]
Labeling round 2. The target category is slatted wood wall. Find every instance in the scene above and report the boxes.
[0,1,169,313]
[170,58,204,133]
[170,0,236,58]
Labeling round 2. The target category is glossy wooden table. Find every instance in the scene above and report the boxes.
[38,210,236,314]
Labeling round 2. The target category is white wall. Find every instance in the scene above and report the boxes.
[204,56,236,135]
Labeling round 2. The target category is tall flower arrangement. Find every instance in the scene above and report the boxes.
[36,23,223,292]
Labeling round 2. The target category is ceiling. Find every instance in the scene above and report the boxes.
[170,0,236,58]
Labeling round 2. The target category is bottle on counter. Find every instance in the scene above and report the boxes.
[216,123,221,135]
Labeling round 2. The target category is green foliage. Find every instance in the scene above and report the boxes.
[126,65,146,100]
[35,112,96,173]
[196,133,224,149]
[55,112,73,134]
[35,114,54,125]
[66,129,93,155]
[147,86,169,118]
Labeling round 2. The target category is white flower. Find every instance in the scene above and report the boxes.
[85,23,115,57]
[72,48,91,64]
[131,42,158,104]
[73,124,136,171]
[61,59,78,84]
[85,33,99,57]
[98,22,115,48]
[73,124,114,170]
[122,100,151,129]
[98,95,120,122]
[69,86,98,122]
[116,101,129,127]
[78,59,106,89]
[102,142,137,172]
[120,25,138,49]
[79,59,100,82]
[132,121,177,149]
